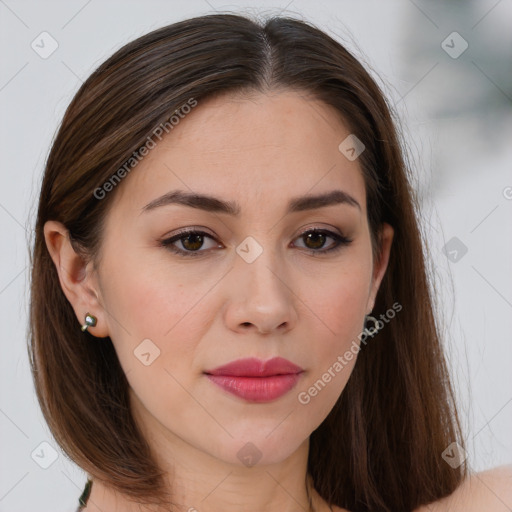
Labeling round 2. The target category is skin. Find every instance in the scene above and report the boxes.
[415,466,512,512]
[44,89,512,512]
[45,89,393,512]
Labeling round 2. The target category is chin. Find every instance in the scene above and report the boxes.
[211,429,308,468]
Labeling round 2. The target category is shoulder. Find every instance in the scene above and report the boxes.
[414,465,512,512]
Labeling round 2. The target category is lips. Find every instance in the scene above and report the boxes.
[204,357,304,377]
[204,357,304,402]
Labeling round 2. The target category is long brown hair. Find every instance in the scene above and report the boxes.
[28,12,468,511]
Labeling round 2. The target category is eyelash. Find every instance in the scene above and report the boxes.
[159,227,352,258]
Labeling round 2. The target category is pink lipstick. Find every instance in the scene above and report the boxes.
[204,357,304,403]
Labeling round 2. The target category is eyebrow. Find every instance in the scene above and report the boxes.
[140,189,361,216]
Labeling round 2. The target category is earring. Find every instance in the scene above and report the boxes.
[81,313,97,332]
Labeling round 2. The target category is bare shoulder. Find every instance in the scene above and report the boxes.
[413,465,512,512]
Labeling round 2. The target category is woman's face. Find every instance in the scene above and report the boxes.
[88,90,392,468]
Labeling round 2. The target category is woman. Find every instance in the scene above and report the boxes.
[28,12,511,512]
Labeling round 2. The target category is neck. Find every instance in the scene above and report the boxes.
[83,434,331,512]
[84,471,330,512]
[83,391,333,512]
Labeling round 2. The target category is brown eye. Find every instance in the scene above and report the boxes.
[293,228,352,255]
[181,233,205,251]
[303,231,327,250]
[160,229,219,257]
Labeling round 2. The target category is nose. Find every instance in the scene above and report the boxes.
[223,247,298,335]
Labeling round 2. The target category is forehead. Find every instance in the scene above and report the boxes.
[109,89,367,218]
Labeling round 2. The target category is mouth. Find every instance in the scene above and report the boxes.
[203,357,304,403]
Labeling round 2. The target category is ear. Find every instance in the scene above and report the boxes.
[366,223,394,314]
[43,220,110,338]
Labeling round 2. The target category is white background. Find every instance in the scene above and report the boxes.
[1,0,511,510]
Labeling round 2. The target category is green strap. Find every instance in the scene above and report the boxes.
[78,479,92,507]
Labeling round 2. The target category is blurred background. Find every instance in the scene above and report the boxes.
[1,0,511,510]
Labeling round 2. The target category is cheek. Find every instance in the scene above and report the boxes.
[312,278,368,330]
[302,260,371,341]
[293,260,371,410]
[99,258,209,424]
[103,244,215,336]
[98,249,208,373]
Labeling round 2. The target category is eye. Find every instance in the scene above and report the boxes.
[159,229,220,257]
[292,228,352,255]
